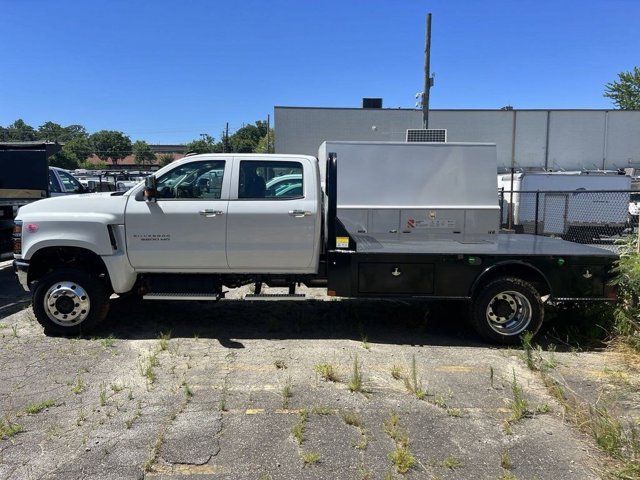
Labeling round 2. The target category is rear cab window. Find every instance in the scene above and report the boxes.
[238,160,303,199]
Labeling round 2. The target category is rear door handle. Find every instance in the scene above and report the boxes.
[199,209,224,217]
[289,210,310,218]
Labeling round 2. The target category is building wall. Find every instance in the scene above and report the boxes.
[274,107,640,171]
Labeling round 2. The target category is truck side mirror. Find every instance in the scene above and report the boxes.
[144,175,157,202]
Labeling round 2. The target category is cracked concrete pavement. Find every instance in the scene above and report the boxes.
[0,260,638,479]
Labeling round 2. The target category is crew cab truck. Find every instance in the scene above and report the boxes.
[13,142,618,344]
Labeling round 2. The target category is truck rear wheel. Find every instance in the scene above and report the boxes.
[470,277,543,345]
[32,268,111,336]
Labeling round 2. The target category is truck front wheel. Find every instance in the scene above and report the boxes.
[470,277,543,345]
[32,268,111,336]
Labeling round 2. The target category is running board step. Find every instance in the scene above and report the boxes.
[143,292,221,301]
[244,293,306,301]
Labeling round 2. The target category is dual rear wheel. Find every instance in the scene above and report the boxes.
[470,277,544,344]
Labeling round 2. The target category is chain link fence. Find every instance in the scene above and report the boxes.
[499,189,637,246]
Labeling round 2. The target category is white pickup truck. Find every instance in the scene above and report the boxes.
[12,142,617,344]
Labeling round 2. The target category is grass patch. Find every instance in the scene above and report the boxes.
[158,331,171,351]
[71,377,85,395]
[0,420,23,439]
[384,413,414,473]
[348,354,363,393]
[125,405,141,429]
[314,363,339,382]
[341,410,362,427]
[391,364,404,380]
[446,407,462,417]
[507,370,530,423]
[404,355,426,400]
[24,399,55,415]
[281,377,292,409]
[501,450,513,470]
[100,334,115,348]
[138,351,159,385]
[182,381,194,398]
[99,383,107,406]
[292,409,308,445]
[311,405,332,415]
[110,382,125,393]
[143,430,165,472]
[389,445,415,474]
[442,455,463,469]
[300,450,320,466]
[219,377,228,412]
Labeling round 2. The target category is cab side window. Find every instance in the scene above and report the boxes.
[48,170,62,193]
[57,170,84,193]
[155,161,225,199]
[238,161,303,199]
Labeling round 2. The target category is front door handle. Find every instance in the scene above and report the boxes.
[289,210,310,218]
[199,209,224,217]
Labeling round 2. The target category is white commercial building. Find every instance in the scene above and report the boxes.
[274,107,640,172]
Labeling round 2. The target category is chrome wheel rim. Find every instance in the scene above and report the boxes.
[44,281,91,326]
[486,290,532,336]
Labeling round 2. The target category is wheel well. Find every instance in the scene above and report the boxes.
[471,262,551,298]
[28,247,111,288]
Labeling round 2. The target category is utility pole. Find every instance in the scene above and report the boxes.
[267,114,271,153]
[224,122,229,153]
[422,13,433,129]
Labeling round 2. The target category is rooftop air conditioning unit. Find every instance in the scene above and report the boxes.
[406,129,447,143]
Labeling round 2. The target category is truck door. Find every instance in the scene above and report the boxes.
[226,158,317,271]
[124,159,230,270]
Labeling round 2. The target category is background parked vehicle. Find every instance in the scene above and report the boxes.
[498,170,631,241]
[1,142,60,253]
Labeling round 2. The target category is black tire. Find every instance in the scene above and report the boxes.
[470,277,543,345]
[32,268,111,336]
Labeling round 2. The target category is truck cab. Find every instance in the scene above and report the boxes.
[124,154,321,272]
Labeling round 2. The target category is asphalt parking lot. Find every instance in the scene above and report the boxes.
[0,260,638,480]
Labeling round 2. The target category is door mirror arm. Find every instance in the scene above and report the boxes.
[144,175,157,202]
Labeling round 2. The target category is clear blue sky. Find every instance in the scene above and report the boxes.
[1,0,638,143]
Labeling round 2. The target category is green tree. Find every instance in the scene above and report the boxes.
[6,119,37,141]
[185,134,219,154]
[37,122,88,142]
[604,67,640,109]
[49,149,79,170]
[89,130,132,166]
[158,153,175,167]
[254,130,274,153]
[132,140,156,168]
[64,136,93,163]
[229,121,267,153]
[37,121,66,142]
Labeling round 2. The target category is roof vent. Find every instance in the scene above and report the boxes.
[362,98,383,109]
[406,129,447,143]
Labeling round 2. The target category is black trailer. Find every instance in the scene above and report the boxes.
[0,142,60,253]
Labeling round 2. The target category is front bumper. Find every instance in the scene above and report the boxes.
[13,259,29,292]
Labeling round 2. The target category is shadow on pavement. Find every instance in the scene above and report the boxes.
[94,297,487,349]
[0,262,30,318]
